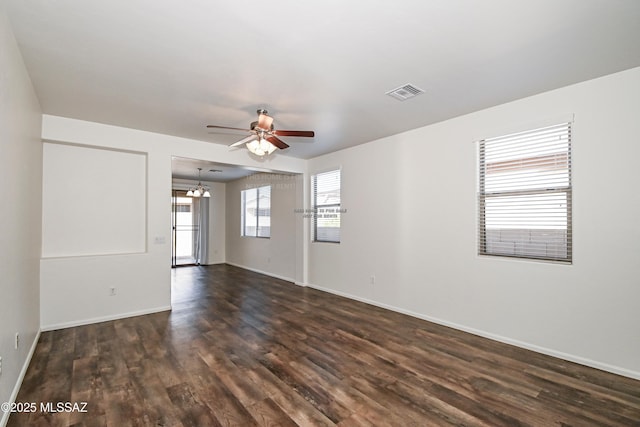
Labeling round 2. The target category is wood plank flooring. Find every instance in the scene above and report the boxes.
[7,264,640,426]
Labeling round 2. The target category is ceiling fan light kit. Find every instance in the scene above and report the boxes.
[247,138,277,156]
[207,109,315,157]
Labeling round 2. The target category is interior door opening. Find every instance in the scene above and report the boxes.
[171,190,197,267]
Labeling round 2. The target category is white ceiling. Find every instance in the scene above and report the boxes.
[171,156,287,183]
[6,0,640,165]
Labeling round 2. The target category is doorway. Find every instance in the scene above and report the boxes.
[171,190,198,267]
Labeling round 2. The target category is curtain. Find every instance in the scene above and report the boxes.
[192,197,209,265]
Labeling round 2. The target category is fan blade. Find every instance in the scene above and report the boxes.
[273,130,315,138]
[267,135,289,149]
[207,125,252,132]
[229,135,257,148]
[257,113,274,130]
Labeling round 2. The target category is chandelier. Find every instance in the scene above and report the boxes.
[186,168,210,197]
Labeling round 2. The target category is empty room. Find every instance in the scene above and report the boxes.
[1,1,640,426]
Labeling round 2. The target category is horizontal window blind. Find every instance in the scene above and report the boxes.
[257,185,271,238]
[241,185,271,238]
[479,122,572,262]
[312,169,341,243]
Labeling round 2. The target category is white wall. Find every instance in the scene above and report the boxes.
[226,173,302,282]
[42,143,147,257]
[307,67,640,379]
[207,182,226,264]
[40,115,305,329]
[172,178,226,265]
[0,5,42,426]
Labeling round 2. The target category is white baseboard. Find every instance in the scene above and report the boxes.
[306,283,640,381]
[41,305,172,332]
[1,329,41,427]
[225,262,295,283]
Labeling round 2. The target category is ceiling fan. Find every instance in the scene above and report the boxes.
[207,109,314,156]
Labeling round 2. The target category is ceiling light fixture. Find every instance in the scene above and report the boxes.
[207,109,314,156]
[186,168,211,197]
[246,132,277,157]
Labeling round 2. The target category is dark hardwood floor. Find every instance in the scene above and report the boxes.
[7,264,640,426]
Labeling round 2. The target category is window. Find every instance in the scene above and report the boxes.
[174,203,191,213]
[478,122,572,262]
[312,169,341,243]
[241,185,271,238]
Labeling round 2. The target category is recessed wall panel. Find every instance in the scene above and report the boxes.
[42,143,146,257]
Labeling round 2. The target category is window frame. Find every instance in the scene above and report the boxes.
[311,169,341,243]
[241,185,271,238]
[478,122,572,263]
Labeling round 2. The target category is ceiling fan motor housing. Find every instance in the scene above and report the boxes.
[250,121,274,132]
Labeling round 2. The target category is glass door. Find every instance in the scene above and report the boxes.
[171,190,197,267]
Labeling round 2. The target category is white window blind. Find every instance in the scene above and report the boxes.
[478,122,572,262]
[312,169,341,243]
[241,185,271,238]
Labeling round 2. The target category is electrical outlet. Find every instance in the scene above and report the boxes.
[15,332,19,349]
[110,287,116,296]
[370,275,376,285]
